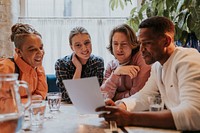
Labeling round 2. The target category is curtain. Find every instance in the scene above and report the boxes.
[18,17,126,74]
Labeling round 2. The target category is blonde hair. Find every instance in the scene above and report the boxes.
[69,26,90,46]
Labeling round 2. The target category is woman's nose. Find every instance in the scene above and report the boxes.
[82,45,87,51]
[38,49,44,55]
[140,44,145,52]
[117,44,123,50]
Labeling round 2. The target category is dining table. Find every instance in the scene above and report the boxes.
[22,102,182,133]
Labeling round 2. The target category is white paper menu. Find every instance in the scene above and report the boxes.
[62,77,105,114]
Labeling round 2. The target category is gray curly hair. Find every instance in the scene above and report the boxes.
[10,23,41,49]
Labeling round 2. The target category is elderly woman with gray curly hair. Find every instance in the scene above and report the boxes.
[0,23,48,100]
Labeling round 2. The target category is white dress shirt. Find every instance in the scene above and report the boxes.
[121,47,200,130]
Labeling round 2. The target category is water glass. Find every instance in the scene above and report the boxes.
[22,108,31,130]
[148,96,164,111]
[47,92,61,111]
[110,120,118,133]
[30,100,46,127]
[101,91,118,132]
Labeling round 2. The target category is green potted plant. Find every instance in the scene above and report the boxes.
[109,0,200,49]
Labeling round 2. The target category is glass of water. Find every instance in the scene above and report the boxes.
[148,95,164,111]
[101,91,118,132]
[30,100,46,127]
[47,92,62,112]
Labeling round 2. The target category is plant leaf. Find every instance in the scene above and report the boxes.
[130,7,137,16]
[176,0,184,12]
[190,6,200,22]
[175,25,182,41]
[163,9,169,18]
[109,0,116,10]
[187,14,195,31]
[176,9,189,29]
[157,2,164,16]
[115,0,119,9]
[166,0,174,9]
[127,17,140,32]
[193,23,200,40]
[119,0,124,10]
[151,0,157,9]
[141,0,146,5]
[138,12,143,21]
[137,3,148,19]
[178,30,189,46]
[196,0,200,7]
[183,0,192,9]
[146,7,152,17]
[139,3,148,13]
[189,7,200,40]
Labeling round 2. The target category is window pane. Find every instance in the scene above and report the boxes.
[26,0,65,16]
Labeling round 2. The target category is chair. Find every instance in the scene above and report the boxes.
[46,74,60,92]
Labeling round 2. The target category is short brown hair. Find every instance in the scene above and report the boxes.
[107,24,139,55]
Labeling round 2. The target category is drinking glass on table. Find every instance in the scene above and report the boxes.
[47,92,61,112]
[101,91,118,133]
[148,95,164,111]
[30,100,46,127]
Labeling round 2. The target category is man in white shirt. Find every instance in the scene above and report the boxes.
[96,16,200,131]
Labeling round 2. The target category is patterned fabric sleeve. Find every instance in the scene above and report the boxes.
[95,57,104,85]
[55,57,73,103]
[113,52,151,100]
[100,61,120,99]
